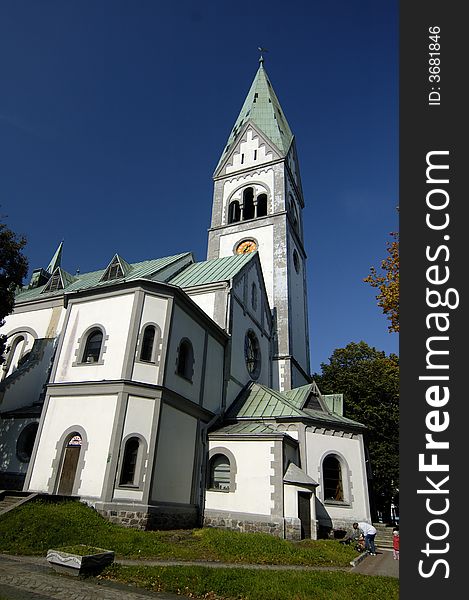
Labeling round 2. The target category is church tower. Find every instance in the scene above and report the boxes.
[207,59,311,391]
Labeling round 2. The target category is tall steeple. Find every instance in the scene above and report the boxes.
[207,61,311,392]
[214,61,294,174]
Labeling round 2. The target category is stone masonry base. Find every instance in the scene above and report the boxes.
[204,511,310,540]
[93,502,199,531]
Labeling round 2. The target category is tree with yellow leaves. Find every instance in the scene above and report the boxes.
[364,231,399,333]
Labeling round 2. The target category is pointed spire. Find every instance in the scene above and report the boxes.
[47,241,64,274]
[215,60,294,172]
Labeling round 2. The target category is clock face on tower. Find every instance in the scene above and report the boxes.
[236,239,257,255]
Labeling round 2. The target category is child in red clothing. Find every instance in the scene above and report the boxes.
[392,528,400,560]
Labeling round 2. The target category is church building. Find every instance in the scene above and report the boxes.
[0,59,372,539]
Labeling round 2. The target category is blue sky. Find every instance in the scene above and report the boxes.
[0,0,398,374]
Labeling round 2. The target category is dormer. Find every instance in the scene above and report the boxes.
[100,254,131,282]
[41,267,77,293]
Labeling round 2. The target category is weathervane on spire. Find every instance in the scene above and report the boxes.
[258,47,268,64]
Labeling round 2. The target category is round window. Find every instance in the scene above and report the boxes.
[16,423,39,463]
[244,330,261,379]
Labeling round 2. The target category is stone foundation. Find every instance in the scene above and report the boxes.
[94,502,199,531]
[204,510,285,538]
[284,516,302,541]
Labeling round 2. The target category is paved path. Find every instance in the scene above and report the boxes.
[0,546,398,600]
[351,547,399,578]
[0,554,179,600]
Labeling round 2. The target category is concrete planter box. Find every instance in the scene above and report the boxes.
[46,545,115,576]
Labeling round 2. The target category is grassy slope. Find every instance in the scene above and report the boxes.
[0,500,399,599]
[0,500,358,566]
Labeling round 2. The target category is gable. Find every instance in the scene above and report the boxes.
[215,122,281,178]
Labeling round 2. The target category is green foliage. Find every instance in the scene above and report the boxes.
[0,500,357,566]
[313,342,399,513]
[0,219,28,362]
[102,563,399,600]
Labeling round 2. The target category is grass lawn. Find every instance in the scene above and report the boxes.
[0,499,358,567]
[0,500,400,599]
[101,563,399,600]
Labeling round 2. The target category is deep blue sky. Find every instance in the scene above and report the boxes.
[0,0,398,374]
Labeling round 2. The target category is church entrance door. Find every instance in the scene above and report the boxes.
[298,492,312,539]
[57,434,82,495]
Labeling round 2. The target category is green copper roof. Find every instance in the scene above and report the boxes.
[168,253,255,288]
[283,384,316,408]
[16,252,193,303]
[225,381,366,429]
[227,383,307,419]
[216,63,294,171]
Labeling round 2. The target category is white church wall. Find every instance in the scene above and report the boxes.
[151,403,197,504]
[229,301,271,394]
[2,305,63,341]
[218,225,274,306]
[305,430,371,523]
[202,336,224,413]
[205,439,274,515]
[132,293,168,385]
[121,395,154,441]
[164,303,205,404]
[112,395,155,502]
[185,292,216,321]
[288,242,308,371]
[0,341,56,413]
[53,293,135,383]
[29,394,117,497]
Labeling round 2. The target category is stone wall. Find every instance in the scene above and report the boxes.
[95,502,199,531]
[203,511,284,538]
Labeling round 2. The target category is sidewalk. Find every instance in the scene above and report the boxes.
[0,554,179,600]
[351,547,399,578]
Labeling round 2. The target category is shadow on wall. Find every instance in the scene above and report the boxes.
[315,497,333,539]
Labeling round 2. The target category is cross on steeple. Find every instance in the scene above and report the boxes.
[257,46,268,65]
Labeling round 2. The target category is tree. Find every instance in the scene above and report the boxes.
[313,341,399,522]
[0,220,28,363]
[364,231,399,333]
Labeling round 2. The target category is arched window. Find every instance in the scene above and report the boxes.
[16,423,39,463]
[140,325,156,362]
[119,437,140,486]
[251,283,258,311]
[323,455,344,501]
[4,335,25,377]
[208,454,231,491]
[228,201,241,224]
[82,329,103,364]
[257,193,267,217]
[243,187,255,220]
[176,338,194,380]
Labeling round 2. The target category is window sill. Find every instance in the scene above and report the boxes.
[176,373,193,383]
[324,500,352,508]
[207,488,232,493]
[72,361,105,367]
[117,484,141,490]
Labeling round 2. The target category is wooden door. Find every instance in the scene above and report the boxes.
[298,492,312,539]
[57,442,81,495]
